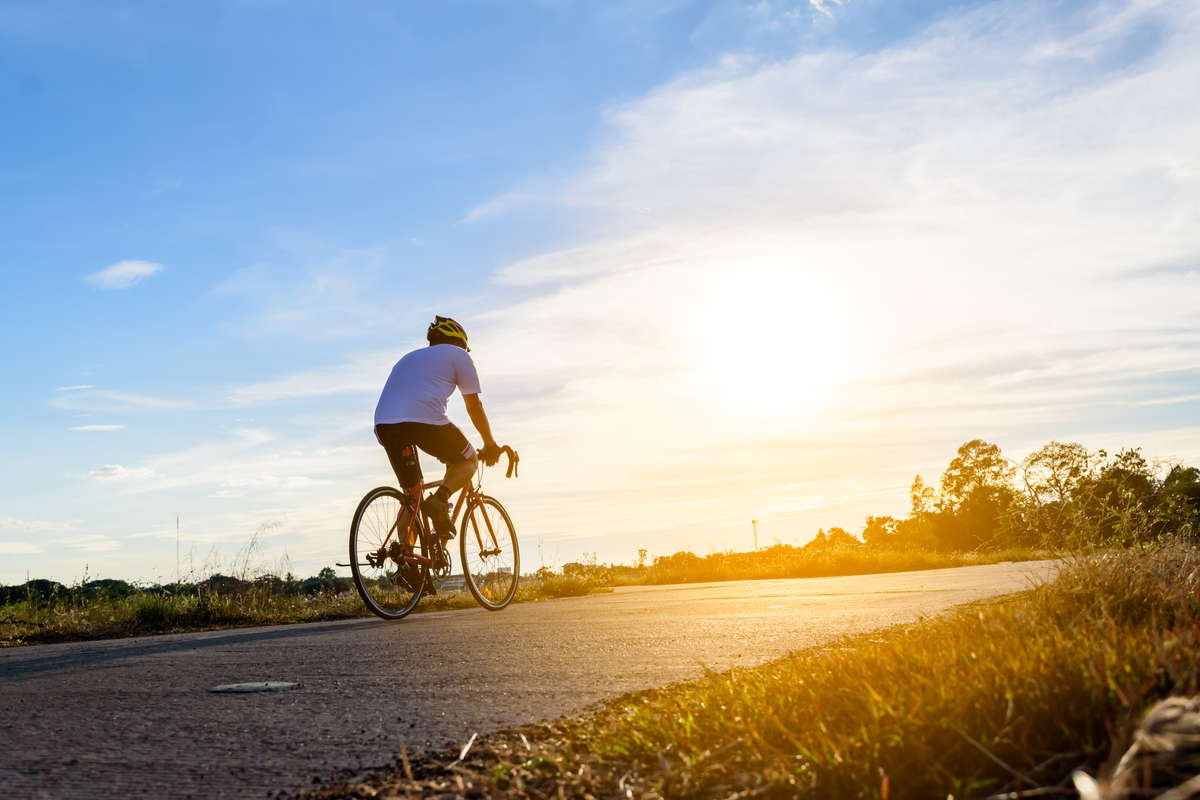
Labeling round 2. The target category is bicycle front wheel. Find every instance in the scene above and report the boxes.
[349,486,427,620]
[459,494,520,610]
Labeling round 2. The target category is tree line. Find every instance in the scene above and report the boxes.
[0,568,350,608]
[809,439,1200,553]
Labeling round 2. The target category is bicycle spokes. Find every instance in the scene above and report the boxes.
[350,488,428,619]
[460,495,519,610]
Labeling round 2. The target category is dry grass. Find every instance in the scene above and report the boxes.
[641,544,1049,585]
[300,542,1200,799]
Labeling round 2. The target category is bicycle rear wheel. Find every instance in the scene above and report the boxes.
[349,486,428,620]
[459,494,519,610]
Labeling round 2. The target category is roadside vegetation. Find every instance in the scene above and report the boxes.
[6,436,1198,647]
[303,540,1200,800]
[0,569,603,646]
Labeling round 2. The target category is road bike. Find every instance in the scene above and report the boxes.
[344,445,521,620]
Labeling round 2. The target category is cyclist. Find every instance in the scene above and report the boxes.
[374,316,500,539]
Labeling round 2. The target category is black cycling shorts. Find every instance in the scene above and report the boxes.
[376,422,477,486]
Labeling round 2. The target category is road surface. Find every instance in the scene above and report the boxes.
[0,561,1055,798]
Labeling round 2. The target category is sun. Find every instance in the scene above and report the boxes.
[682,267,851,422]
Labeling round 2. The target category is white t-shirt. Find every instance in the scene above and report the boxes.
[374,344,482,427]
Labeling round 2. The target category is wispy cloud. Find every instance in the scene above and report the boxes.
[53,535,120,552]
[809,0,846,18]
[51,389,184,413]
[228,351,395,405]
[1135,394,1200,407]
[461,190,538,223]
[85,259,163,290]
[212,243,418,340]
[0,541,42,555]
[0,516,74,534]
[233,427,275,445]
[70,424,126,432]
[88,464,155,481]
[55,384,94,392]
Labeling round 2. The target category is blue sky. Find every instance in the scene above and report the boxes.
[3,0,1199,584]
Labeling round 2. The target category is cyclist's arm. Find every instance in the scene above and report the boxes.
[462,393,497,450]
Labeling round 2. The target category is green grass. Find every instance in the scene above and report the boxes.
[301,542,1200,799]
[0,575,609,646]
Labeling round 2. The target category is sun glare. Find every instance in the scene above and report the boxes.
[684,268,851,422]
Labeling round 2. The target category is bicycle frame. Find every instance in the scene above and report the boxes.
[348,445,517,574]
[376,474,503,572]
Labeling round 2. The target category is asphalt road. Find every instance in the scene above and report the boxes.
[0,561,1056,799]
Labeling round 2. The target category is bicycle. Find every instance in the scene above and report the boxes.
[344,445,521,620]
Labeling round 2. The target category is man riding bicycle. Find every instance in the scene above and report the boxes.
[374,316,500,539]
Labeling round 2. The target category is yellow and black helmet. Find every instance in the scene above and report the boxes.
[427,315,470,350]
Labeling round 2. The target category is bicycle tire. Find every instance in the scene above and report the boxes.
[349,486,427,620]
[459,494,520,610]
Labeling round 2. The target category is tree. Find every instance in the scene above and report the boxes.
[892,516,939,551]
[861,515,898,547]
[1018,441,1096,546]
[1075,448,1160,545]
[1022,441,1093,506]
[825,526,861,548]
[941,439,1015,511]
[317,567,337,592]
[1155,465,1200,540]
[910,476,937,516]
[932,440,1021,549]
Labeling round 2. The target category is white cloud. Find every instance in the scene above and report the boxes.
[0,516,74,534]
[0,542,42,555]
[51,389,184,413]
[462,190,537,223]
[54,535,120,552]
[228,351,396,405]
[212,244,417,340]
[233,427,275,445]
[70,424,126,432]
[55,384,94,392]
[809,0,845,17]
[125,529,176,540]
[221,475,330,490]
[1136,394,1200,407]
[85,260,163,290]
[88,464,155,481]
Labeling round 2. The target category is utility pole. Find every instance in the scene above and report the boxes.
[752,519,758,551]
[176,514,180,584]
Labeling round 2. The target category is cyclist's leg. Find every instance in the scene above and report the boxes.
[413,423,477,494]
[406,423,478,535]
[374,424,424,489]
[372,424,421,562]
[441,458,475,494]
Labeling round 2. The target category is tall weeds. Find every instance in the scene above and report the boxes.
[588,542,1200,798]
